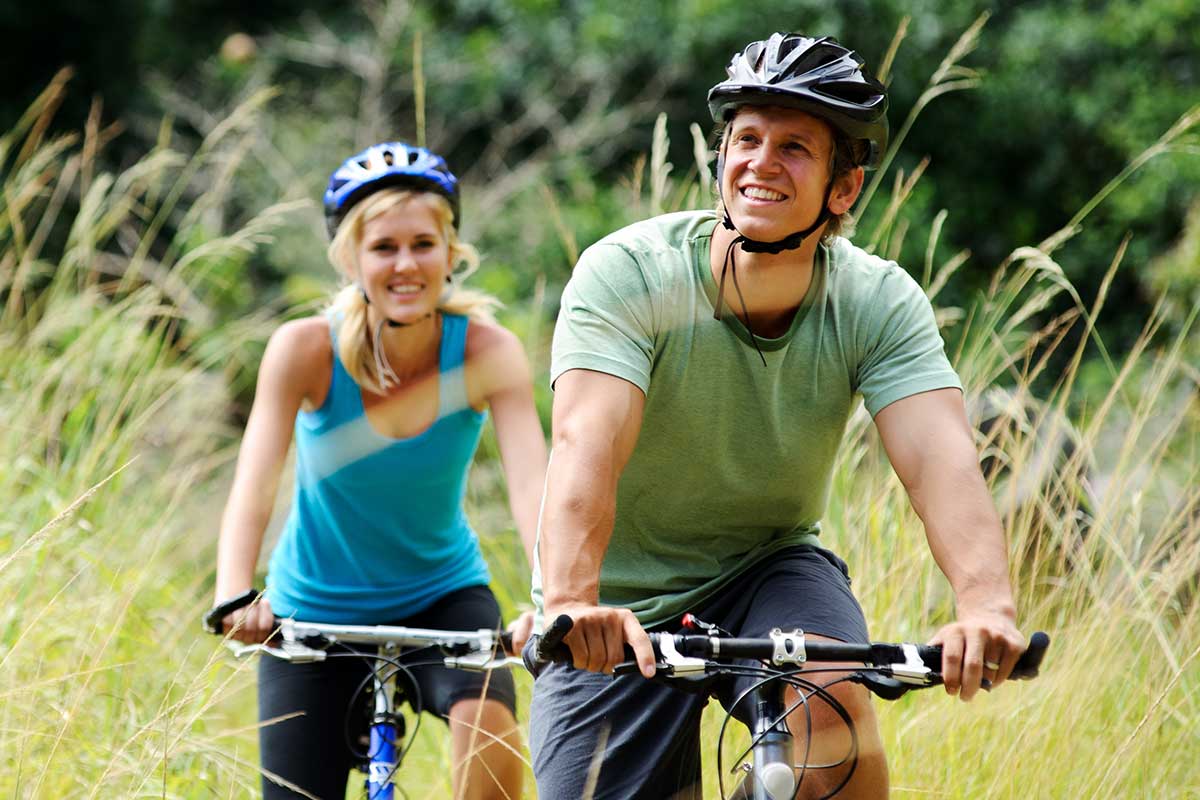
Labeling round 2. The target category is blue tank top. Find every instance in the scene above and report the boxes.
[266,313,490,623]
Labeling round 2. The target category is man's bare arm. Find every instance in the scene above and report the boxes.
[539,368,655,676]
[875,387,1025,700]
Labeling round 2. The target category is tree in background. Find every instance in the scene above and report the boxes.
[5,0,1197,380]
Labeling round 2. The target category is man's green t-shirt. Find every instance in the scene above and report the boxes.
[533,210,962,627]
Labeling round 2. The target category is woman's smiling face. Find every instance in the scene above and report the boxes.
[356,197,451,324]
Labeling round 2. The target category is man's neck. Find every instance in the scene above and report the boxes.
[710,222,821,338]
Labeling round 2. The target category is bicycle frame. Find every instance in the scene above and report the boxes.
[366,642,401,800]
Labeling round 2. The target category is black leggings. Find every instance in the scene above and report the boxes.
[256,585,517,799]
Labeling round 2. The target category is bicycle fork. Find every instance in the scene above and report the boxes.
[731,679,796,800]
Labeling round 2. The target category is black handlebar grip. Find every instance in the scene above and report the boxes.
[916,643,942,670]
[201,588,261,635]
[533,613,576,666]
[912,631,1050,677]
[1010,631,1050,679]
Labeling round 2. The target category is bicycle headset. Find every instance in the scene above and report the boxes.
[706,34,889,364]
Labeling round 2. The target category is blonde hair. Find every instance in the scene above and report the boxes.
[326,188,499,394]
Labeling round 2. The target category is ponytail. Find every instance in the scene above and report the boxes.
[327,283,383,394]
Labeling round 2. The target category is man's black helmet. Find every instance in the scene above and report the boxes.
[708,33,889,169]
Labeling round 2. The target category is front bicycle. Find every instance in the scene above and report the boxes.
[204,590,519,800]
[534,614,1050,800]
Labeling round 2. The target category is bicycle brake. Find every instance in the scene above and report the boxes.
[444,651,522,671]
[657,634,707,676]
[889,643,936,684]
[224,639,328,663]
[613,634,709,684]
[681,613,732,637]
[852,642,940,700]
[851,670,911,700]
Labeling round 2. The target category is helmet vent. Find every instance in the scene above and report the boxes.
[821,80,882,104]
[323,141,462,237]
[777,37,800,62]
[746,41,766,72]
[791,42,845,76]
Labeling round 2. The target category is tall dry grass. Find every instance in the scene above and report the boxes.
[0,73,302,797]
[1,15,1197,799]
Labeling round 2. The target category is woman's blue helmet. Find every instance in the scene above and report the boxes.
[323,141,460,237]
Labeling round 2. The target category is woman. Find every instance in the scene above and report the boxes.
[211,142,546,799]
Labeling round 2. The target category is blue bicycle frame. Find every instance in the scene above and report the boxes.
[366,642,401,800]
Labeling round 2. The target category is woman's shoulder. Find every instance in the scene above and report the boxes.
[269,315,333,361]
[463,315,515,343]
[259,316,335,404]
[463,318,530,400]
[258,316,335,409]
[464,317,524,363]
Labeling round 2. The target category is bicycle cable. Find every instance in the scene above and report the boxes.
[714,665,860,800]
[333,648,425,782]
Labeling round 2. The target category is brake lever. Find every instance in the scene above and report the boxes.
[853,670,911,700]
[224,639,327,663]
[445,652,525,672]
[854,642,941,700]
[890,643,936,685]
[613,634,708,678]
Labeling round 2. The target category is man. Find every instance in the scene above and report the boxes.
[528,33,1027,799]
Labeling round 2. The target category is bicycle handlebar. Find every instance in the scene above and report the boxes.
[202,588,261,634]
[202,590,517,667]
[533,614,1050,699]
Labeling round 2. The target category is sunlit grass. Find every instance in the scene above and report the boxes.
[2,21,1198,800]
[0,74,291,798]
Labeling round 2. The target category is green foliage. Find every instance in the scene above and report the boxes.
[84,0,1190,375]
[901,0,1200,346]
[0,85,286,797]
[0,0,346,137]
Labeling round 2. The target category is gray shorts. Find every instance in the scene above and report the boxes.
[526,545,869,800]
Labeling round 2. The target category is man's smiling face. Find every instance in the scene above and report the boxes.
[720,105,838,243]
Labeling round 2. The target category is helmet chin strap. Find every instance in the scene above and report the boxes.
[358,284,440,390]
[720,177,835,253]
[714,178,835,366]
[384,315,431,329]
